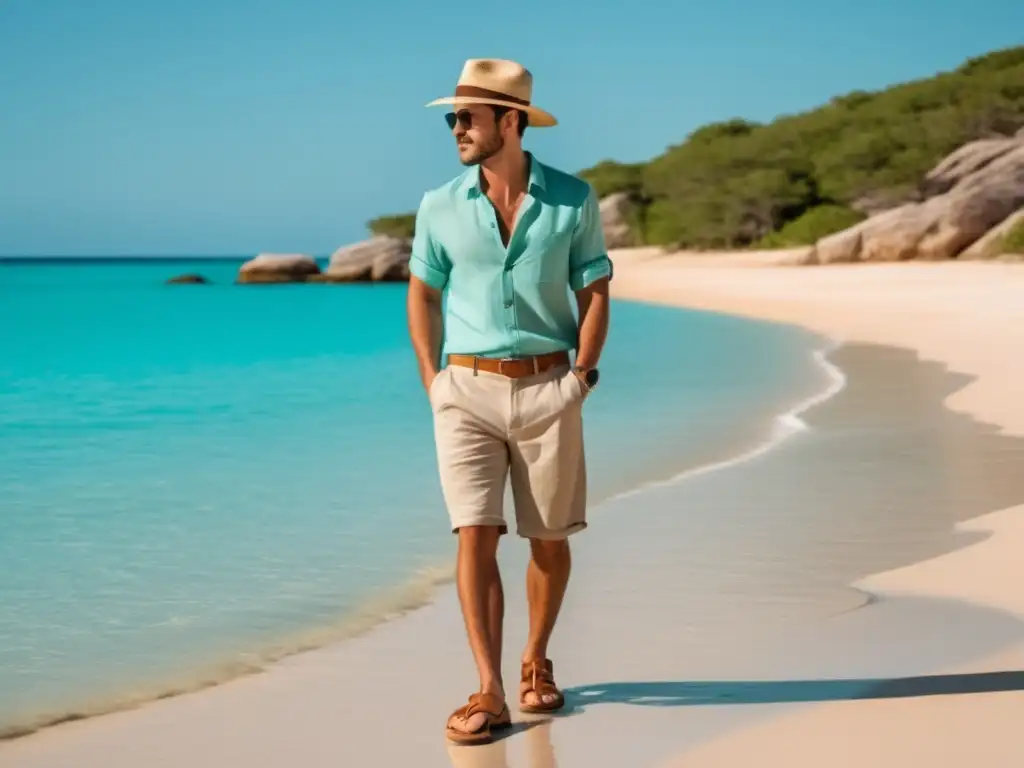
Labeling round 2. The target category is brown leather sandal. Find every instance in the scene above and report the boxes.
[445,692,512,745]
[519,659,566,714]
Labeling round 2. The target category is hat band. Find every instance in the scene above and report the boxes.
[454,84,530,107]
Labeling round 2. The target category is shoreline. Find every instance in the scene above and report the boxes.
[610,339,846,503]
[608,249,1024,436]
[2,254,1022,766]
[0,304,838,744]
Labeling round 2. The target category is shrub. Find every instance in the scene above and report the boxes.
[367,213,416,239]
[577,160,645,199]
[758,205,866,248]
[1000,217,1024,254]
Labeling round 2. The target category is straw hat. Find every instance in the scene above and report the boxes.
[426,58,558,128]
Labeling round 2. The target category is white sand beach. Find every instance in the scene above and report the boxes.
[2,251,1023,768]
[609,250,1024,767]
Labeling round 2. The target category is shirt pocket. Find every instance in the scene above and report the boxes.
[514,227,573,283]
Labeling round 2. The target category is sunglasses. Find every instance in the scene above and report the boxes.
[445,110,474,130]
[444,106,524,131]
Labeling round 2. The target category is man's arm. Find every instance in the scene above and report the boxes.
[407,276,445,390]
[574,277,610,370]
[405,192,451,393]
[569,185,613,374]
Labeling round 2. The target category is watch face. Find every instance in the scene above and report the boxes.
[585,368,600,388]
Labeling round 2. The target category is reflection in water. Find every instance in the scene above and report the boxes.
[447,718,557,768]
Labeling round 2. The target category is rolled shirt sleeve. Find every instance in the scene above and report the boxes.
[408,192,451,291]
[568,185,613,291]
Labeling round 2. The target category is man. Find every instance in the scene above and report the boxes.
[406,58,612,745]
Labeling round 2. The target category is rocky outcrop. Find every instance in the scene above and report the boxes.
[805,134,1024,264]
[920,136,1021,197]
[166,273,210,284]
[237,254,321,283]
[313,236,411,283]
[599,192,641,248]
[850,189,918,217]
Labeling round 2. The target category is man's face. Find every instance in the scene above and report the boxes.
[447,105,505,166]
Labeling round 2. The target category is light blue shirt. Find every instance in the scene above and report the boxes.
[409,153,613,359]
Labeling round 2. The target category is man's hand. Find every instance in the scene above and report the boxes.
[571,367,591,391]
[421,366,439,393]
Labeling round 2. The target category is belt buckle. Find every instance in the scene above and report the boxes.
[497,358,517,377]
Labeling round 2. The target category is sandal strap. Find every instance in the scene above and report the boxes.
[447,692,507,734]
[465,691,506,718]
[521,659,559,695]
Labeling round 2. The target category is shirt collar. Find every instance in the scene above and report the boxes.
[463,152,546,198]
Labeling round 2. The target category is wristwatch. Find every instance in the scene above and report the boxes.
[572,365,600,391]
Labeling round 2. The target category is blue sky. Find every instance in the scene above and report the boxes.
[1,0,1021,256]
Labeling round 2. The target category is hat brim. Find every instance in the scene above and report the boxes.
[425,96,557,128]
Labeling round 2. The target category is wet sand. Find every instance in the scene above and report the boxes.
[2,255,1023,767]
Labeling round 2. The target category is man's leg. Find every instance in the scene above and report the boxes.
[431,365,513,736]
[509,365,589,709]
[522,537,571,706]
[450,524,505,734]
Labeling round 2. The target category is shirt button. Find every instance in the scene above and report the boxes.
[504,298,513,308]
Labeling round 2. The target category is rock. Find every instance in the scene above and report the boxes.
[920,136,1020,198]
[960,207,1024,259]
[321,236,411,282]
[166,273,210,284]
[806,206,908,264]
[850,189,918,216]
[807,135,1024,264]
[237,253,320,284]
[599,192,641,249]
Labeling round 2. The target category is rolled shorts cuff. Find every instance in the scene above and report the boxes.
[450,514,509,535]
[515,521,588,541]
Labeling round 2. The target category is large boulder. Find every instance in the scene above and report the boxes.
[920,136,1021,198]
[316,236,411,282]
[237,253,320,283]
[599,192,641,249]
[805,135,1024,264]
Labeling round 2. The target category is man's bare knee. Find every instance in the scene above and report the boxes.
[528,538,570,569]
[457,524,502,556]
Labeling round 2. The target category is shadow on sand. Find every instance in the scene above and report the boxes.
[446,673,1024,766]
[561,669,1024,711]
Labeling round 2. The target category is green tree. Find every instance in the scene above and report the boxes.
[758,204,866,248]
[367,213,416,239]
[577,160,645,199]
[579,43,1024,249]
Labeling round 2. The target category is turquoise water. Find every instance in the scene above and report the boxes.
[0,258,827,734]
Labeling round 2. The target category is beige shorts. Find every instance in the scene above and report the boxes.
[428,361,589,540]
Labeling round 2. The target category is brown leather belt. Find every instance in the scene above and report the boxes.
[446,350,570,378]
